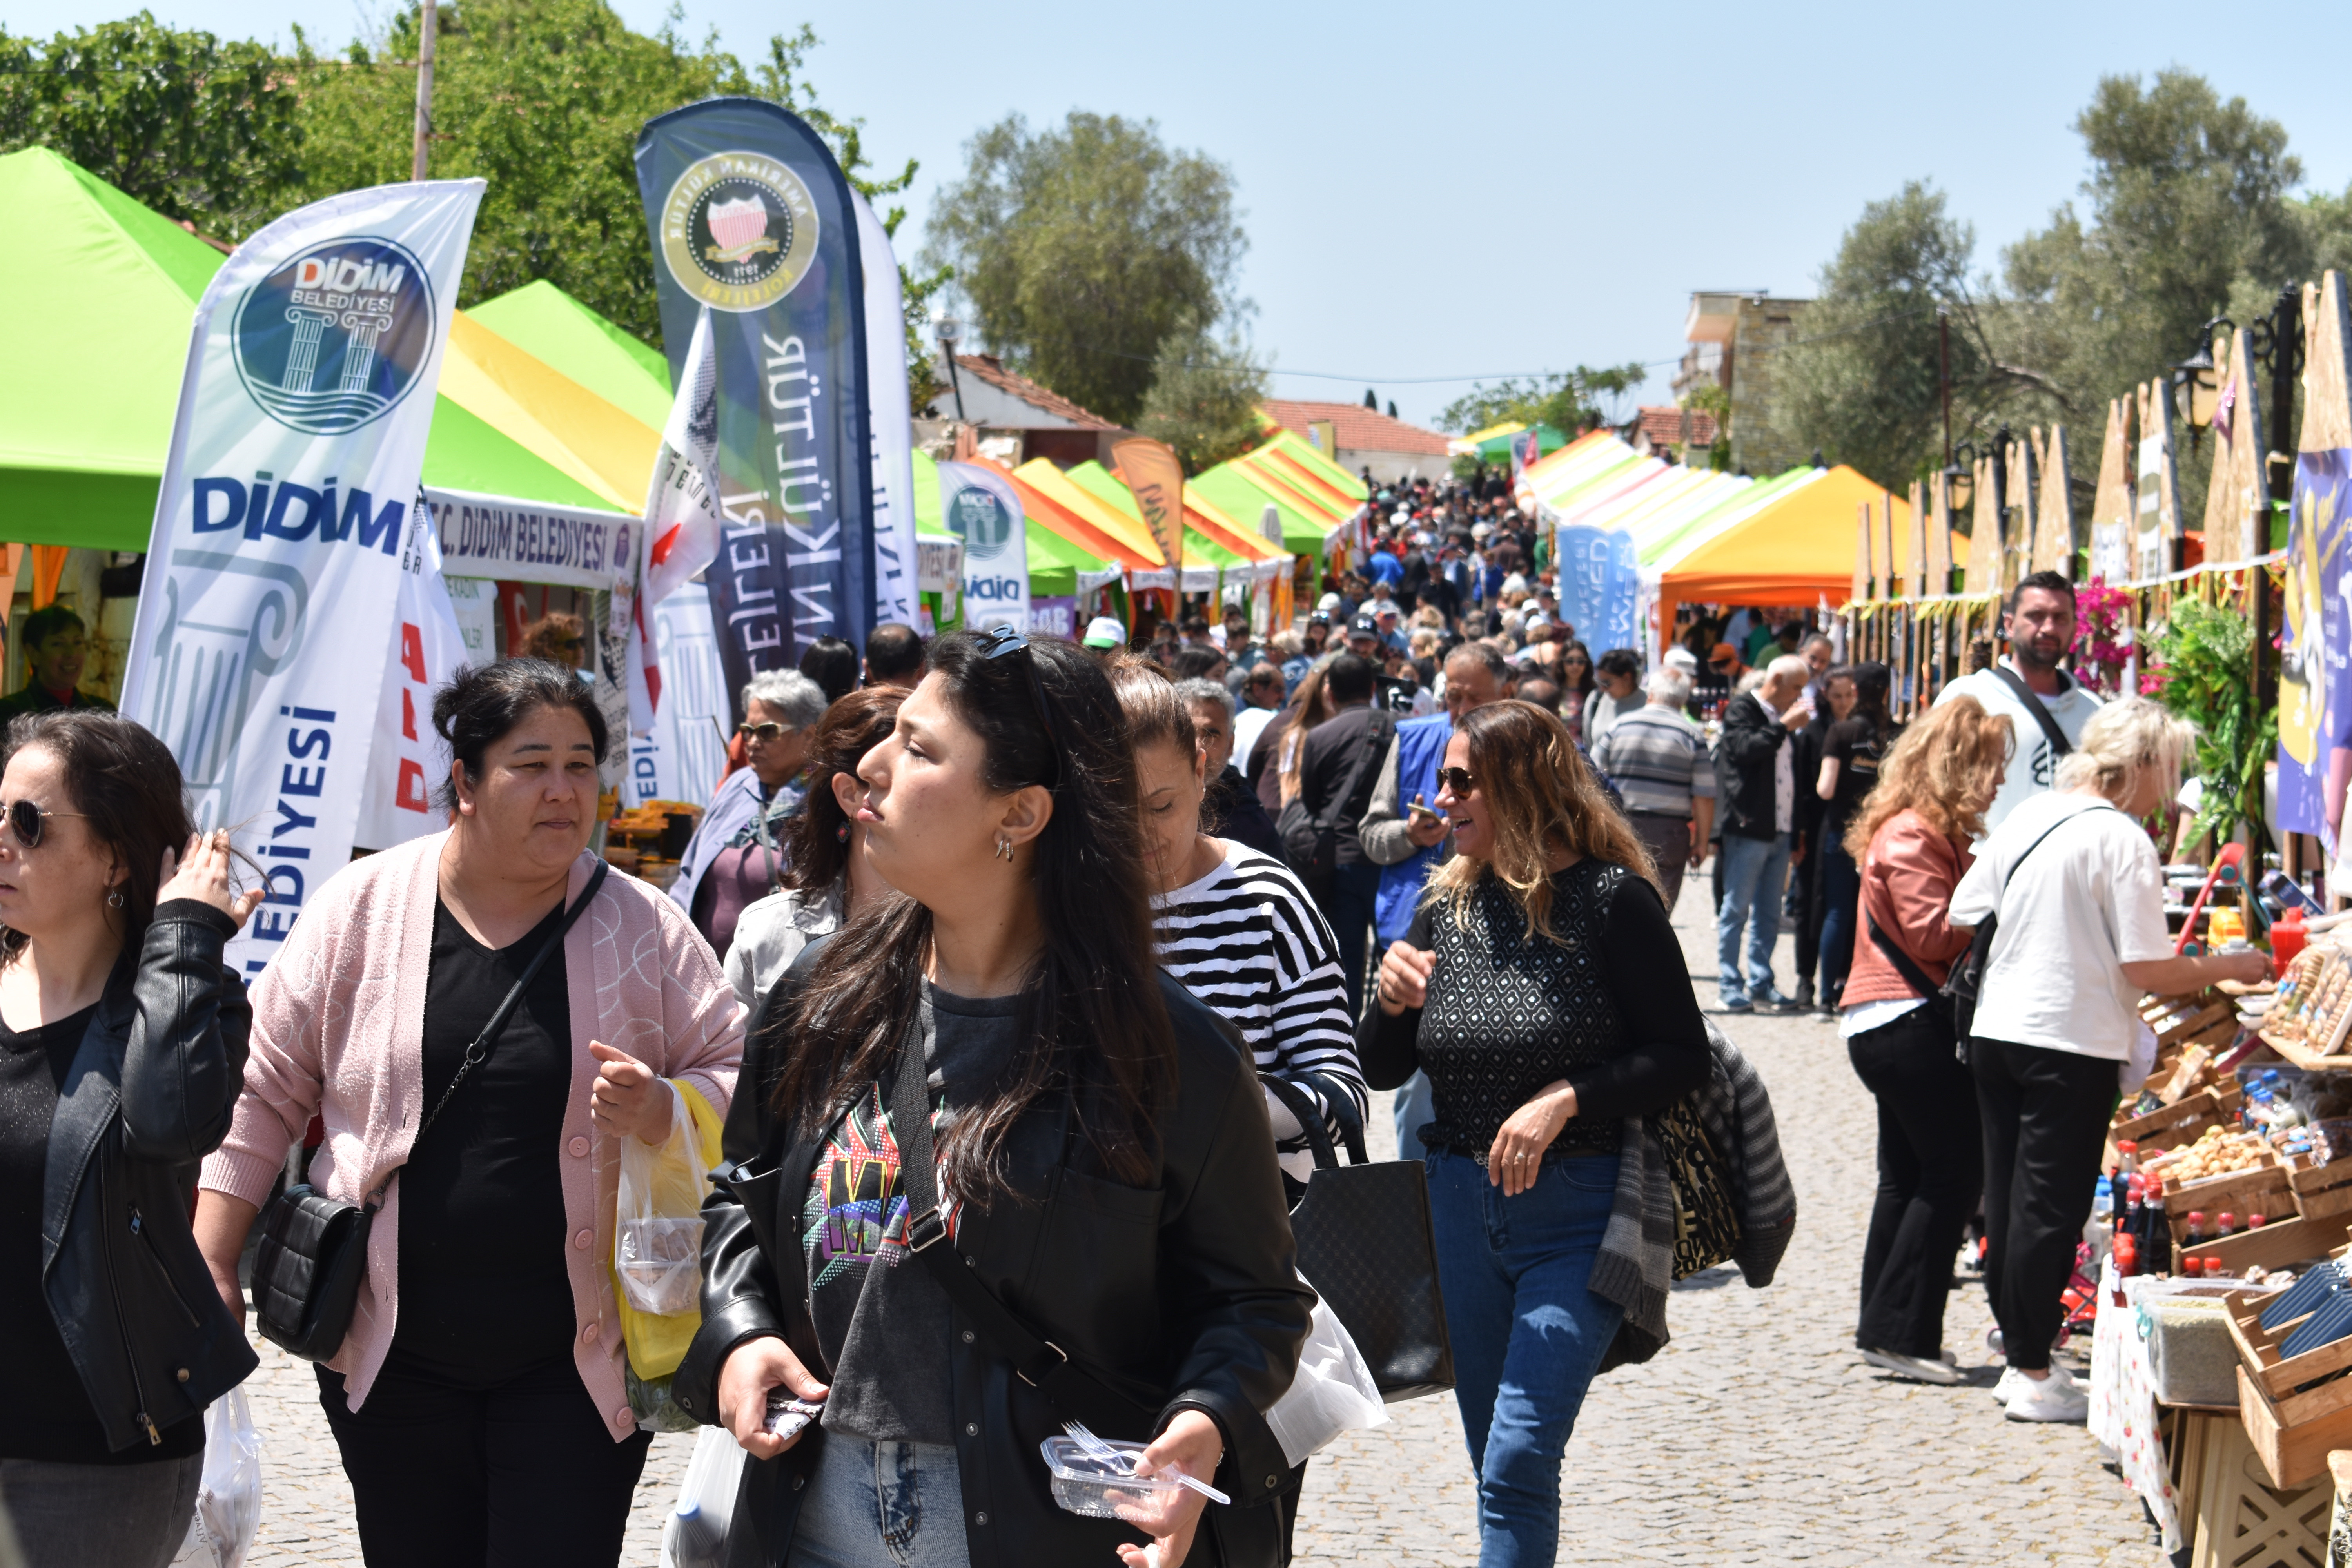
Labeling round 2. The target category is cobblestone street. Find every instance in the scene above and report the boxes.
[236,894,2170,1566]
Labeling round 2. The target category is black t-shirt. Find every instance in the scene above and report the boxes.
[392,899,578,1378]
[1824,717,1891,831]
[0,1001,205,1463]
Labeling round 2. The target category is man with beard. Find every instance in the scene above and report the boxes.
[1933,571,2102,835]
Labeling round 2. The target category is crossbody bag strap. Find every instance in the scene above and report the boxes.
[1864,912,1944,1001]
[887,1008,1153,1434]
[367,860,610,1209]
[1988,665,2075,761]
[1993,804,2117,922]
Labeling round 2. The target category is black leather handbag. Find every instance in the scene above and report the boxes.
[1260,1074,1453,1403]
[251,864,607,1361]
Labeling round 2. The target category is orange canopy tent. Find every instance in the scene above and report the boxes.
[1654,465,1915,655]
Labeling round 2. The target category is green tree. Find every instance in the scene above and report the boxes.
[0,11,301,241]
[922,112,1247,426]
[1135,313,1269,474]
[1436,365,1644,436]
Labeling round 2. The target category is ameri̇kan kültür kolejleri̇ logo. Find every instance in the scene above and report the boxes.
[231,237,437,436]
[948,484,1016,559]
[659,152,821,313]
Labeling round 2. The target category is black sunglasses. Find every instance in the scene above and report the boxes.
[976,625,1065,791]
[1437,766,1477,797]
[0,799,85,849]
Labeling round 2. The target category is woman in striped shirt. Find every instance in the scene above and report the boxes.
[1107,658,1368,1194]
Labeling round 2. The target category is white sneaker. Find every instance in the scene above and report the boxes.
[1861,1347,1966,1385]
[1989,1366,2023,1403]
[2004,1367,2088,1423]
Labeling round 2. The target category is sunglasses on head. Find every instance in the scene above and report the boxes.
[0,799,84,849]
[736,721,791,743]
[1437,766,1477,796]
[976,625,1065,791]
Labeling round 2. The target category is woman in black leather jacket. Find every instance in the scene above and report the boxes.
[673,629,1312,1568]
[0,711,260,1568]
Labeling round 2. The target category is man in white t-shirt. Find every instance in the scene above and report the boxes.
[1935,571,2102,835]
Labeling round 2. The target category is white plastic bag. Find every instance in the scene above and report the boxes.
[170,1387,263,1568]
[659,1425,749,1568]
[617,1081,708,1316]
[1262,1274,1387,1467]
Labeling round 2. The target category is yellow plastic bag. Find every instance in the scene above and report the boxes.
[612,1079,724,1383]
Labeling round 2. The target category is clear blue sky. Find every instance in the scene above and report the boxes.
[20,0,2352,429]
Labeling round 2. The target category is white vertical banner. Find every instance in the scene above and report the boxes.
[625,582,729,810]
[854,192,920,632]
[626,309,723,737]
[351,495,468,851]
[120,179,484,977]
[938,461,1026,633]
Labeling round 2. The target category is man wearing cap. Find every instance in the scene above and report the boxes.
[1370,601,1409,656]
[1081,615,1127,653]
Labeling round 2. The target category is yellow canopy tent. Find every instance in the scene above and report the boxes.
[1655,465,1913,654]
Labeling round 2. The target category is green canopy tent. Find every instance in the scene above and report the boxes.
[1466,421,1568,462]
[0,147,624,552]
[908,451,1115,633]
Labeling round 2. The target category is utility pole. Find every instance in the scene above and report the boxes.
[410,0,437,182]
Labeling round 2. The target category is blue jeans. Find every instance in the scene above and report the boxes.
[1815,835,1860,1006]
[788,1436,969,1568]
[1394,1069,1436,1162]
[1426,1149,1626,1568]
[1715,831,1790,1002]
[1321,860,1382,1020]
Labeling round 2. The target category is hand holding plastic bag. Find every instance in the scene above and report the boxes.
[617,1080,708,1317]
[660,1424,748,1568]
[170,1388,263,1568]
[1261,1274,1387,1468]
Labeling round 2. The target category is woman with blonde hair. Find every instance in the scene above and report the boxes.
[1952,697,2268,1422]
[1361,700,1707,1568]
[1835,694,2010,1386]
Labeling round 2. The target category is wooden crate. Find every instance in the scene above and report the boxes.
[2226,1290,2352,1406]
[2185,1213,2352,1277]
[2194,1399,2332,1565]
[2120,1086,2234,1149]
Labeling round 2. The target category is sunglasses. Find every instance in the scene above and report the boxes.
[976,625,1065,791]
[0,799,85,849]
[736,721,792,743]
[1437,766,1477,797]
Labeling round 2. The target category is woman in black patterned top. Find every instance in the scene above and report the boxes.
[1360,700,1707,1568]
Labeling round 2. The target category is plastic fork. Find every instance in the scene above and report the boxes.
[1062,1420,1231,1506]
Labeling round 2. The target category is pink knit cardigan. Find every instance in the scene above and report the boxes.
[200,833,743,1437]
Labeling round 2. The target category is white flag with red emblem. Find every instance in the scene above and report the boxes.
[626,306,723,733]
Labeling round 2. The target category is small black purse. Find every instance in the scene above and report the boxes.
[1260,1073,1454,1402]
[251,864,607,1361]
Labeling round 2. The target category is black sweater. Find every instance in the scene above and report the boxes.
[1359,859,1709,1160]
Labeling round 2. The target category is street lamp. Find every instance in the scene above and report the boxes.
[932,307,968,423]
[2172,317,2230,450]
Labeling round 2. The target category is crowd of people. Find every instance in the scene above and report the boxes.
[0,462,2245,1566]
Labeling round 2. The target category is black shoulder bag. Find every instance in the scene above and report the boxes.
[1938,807,2115,1050]
[1987,664,2076,764]
[1276,709,1396,901]
[1259,1073,1453,1403]
[251,863,609,1361]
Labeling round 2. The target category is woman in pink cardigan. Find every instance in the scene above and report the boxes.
[192,661,742,1568]
[1837,694,2009,1387]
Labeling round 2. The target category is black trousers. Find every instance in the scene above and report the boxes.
[1971,1037,2116,1372]
[318,1352,653,1567]
[1790,837,1821,987]
[1848,1007,1982,1357]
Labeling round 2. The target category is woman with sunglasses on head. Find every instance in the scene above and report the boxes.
[0,713,262,1568]
[671,669,830,958]
[1553,640,1596,746]
[724,688,904,1011]
[676,628,1312,1568]
[192,661,744,1567]
[1361,701,1708,1568]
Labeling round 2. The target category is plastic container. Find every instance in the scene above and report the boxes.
[2274,905,2309,967]
[1038,1436,1186,1521]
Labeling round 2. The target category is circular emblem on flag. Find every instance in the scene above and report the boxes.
[949,485,1014,559]
[659,153,820,313]
[231,236,436,435]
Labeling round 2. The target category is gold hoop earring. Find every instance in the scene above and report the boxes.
[994,835,1014,862]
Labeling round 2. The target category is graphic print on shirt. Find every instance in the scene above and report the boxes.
[802,1082,957,1355]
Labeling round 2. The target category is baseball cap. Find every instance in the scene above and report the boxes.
[1317,592,1343,612]
[1082,615,1126,649]
[1524,615,1552,635]
[1709,641,1739,666]
[1663,646,1699,672]
[1348,614,1381,638]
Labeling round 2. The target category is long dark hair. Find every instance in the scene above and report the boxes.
[1847,661,1893,737]
[0,710,198,956]
[770,631,1176,1201]
[784,688,904,895]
